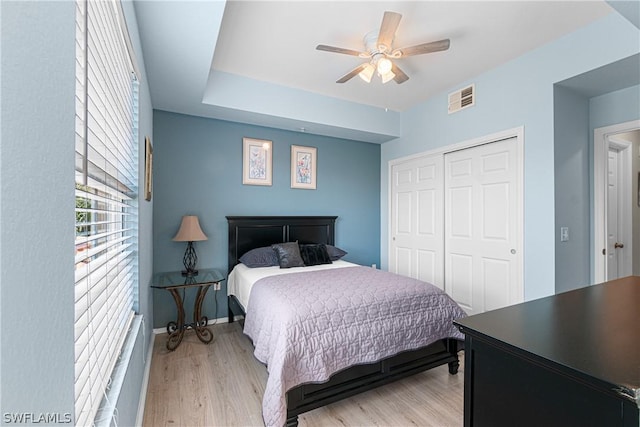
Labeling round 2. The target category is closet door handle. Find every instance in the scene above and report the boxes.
[614,242,624,249]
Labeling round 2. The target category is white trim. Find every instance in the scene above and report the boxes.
[387,126,525,304]
[614,140,633,278]
[593,120,640,283]
[152,316,231,335]
[94,314,141,427]
[115,0,141,79]
[135,330,154,427]
[607,139,633,277]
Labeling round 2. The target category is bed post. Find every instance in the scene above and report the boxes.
[447,338,460,374]
[227,295,245,325]
[285,415,298,427]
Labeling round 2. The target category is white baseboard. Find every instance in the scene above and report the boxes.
[135,329,155,427]
[152,316,232,335]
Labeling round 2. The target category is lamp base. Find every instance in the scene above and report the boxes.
[182,241,199,277]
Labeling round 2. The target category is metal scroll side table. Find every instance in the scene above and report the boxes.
[151,268,225,351]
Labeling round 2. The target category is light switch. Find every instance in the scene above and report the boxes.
[560,227,569,242]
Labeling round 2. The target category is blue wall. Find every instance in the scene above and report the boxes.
[0,2,155,425]
[1,1,76,417]
[381,12,639,301]
[590,85,640,130]
[152,111,381,327]
[553,85,591,293]
[553,83,640,294]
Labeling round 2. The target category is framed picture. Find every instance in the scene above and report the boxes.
[243,137,272,186]
[291,145,317,190]
[144,136,153,201]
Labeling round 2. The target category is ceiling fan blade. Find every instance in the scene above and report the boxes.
[377,11,402,52]
[316,44,365,57]
[397,39,450,57]
[336,64,367,83]
[391,63,409,84]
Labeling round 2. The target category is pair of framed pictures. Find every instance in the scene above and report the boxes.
[242,137,316,189]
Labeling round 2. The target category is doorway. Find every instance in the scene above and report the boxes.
[594,121,640,282]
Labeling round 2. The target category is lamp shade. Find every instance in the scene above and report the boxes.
[173,215,208,242]
[358,63,375,83]
[381,70,396,84]
[377,57,393,75]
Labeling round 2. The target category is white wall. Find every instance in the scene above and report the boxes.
[381,12,640,300]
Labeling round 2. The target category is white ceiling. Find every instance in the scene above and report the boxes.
[210,1,610,111]
[134,1,615,142]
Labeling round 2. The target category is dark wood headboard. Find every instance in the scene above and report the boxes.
[226,216,337,273]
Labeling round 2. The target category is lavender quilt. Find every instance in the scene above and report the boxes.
[243,266,466,427]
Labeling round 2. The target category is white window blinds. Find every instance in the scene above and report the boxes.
[74,1,139,425]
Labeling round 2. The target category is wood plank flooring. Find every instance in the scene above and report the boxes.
[143,322,464,427]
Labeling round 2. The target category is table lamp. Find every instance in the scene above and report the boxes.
[173,215,208,276]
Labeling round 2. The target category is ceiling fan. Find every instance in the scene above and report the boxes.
[316,11,450,85]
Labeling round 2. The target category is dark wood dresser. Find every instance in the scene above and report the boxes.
[454,276,639,427]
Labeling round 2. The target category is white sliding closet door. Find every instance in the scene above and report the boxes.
[444,137,521,315]
[390,155,444,289]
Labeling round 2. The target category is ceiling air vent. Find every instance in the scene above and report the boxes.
[448,84,475,114]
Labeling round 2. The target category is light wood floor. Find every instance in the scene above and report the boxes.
[143,322,464,427]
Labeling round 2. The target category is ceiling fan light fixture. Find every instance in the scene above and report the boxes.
[358,63,375,83]
[377,57,393,75]
[318,11,451,85]
[381,70,396,84]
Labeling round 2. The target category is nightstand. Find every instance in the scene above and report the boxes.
[152,268,225,351]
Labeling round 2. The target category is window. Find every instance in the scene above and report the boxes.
[74,0,139,425]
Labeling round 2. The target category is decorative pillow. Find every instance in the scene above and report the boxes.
[326,245,347,261]
[299,243,332,266]
[239,246,279,268]
[271,242,305,268]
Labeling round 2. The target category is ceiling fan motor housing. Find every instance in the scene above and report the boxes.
[363,31,392,74]
[364,30,385,54]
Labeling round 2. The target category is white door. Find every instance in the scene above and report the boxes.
[607,147,623,280]
[593,122,639,283]
[390,154,444,289]
[444,137,521,315]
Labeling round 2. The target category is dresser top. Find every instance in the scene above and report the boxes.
[455,276,640,402]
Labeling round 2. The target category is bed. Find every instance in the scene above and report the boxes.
[226,216,465,427]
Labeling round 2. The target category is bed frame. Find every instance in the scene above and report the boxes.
[227,215,461,427]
